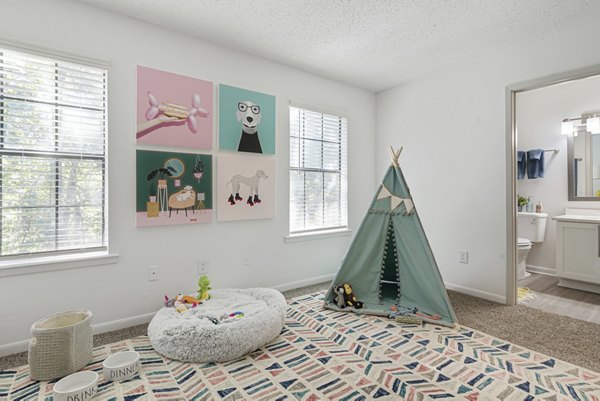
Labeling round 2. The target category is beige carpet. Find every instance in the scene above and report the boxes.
[1,283,599,373]
[449,290,600,372]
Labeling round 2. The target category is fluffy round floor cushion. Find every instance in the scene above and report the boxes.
[148,288,287,362]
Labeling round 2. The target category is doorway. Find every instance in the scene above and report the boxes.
[507,66,600,323]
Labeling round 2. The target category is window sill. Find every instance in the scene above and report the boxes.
[0,251,119,277]
[284,229,352,243]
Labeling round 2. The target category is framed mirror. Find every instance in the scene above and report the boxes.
[567,131,600,200]
[164,158,185,178]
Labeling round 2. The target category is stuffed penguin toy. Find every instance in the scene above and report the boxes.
[342,283,364,309]
[333,284,346,308]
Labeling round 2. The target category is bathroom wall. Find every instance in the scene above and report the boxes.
[376,20,600,302]
[516,75,600,274]
[0,0,376,353]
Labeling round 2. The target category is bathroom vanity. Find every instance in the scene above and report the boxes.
[553,208,600,294]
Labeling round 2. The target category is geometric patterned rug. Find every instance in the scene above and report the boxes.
[1,292,599,400]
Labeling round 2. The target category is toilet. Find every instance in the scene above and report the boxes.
[516,212,548,280]
[517,237,532,279]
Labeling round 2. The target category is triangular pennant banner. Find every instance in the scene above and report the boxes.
[391,196,404,211]
[377,186,392,200]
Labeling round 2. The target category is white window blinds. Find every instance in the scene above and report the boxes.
[0,47,107,257]
[289,105,348,234]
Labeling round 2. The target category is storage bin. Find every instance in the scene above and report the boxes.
[28,310,93,381]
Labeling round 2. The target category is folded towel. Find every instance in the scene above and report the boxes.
[527,149,544,179]
[517,151,527,180]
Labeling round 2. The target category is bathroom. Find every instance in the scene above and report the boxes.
[515,73,600,323]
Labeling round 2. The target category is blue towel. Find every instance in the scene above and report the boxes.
[527,149,544,179]
[517,151,526,180]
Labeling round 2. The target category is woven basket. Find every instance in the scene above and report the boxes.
[28,310,93,381]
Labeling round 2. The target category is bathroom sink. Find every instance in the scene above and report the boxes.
[517,212,548,218]
[553,208,600,223]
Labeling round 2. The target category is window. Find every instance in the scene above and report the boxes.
[289,104,348,235]
[0,47,107,257]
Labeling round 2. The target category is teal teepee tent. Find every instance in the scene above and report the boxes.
[324,147,457,327]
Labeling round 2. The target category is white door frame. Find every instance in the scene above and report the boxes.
[505,64,600,305]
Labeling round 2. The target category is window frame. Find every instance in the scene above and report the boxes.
[288,102,349,237]
[0,40,110,262]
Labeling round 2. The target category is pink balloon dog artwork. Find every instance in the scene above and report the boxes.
[141,91,209,135]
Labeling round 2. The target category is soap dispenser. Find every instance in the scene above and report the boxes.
[535,201,543,213]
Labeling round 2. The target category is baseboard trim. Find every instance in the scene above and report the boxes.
[93,312,155,335]
[272,273,335,292]
[0,312,156,357]
[1,275,336,357]
[526,264,556,276]
[445,282,506,304]
[558,277,600,294]
[0,339,29,358]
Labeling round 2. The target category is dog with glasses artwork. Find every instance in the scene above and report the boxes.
[236,101,263,153]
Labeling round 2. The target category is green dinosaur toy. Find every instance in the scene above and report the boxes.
[197,274,211,301]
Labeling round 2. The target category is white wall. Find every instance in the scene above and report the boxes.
[516,76,600,274]
[376,21,600,302]
[0,0,376,351]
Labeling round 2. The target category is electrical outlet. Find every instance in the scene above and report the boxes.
[148,265,159,281]
[459,250,469,264]
[197,260,210,275]
[242,252,252,266]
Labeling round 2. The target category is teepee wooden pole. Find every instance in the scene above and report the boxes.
[388,146,403,167]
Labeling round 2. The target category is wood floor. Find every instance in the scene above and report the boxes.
[518,272,600,324]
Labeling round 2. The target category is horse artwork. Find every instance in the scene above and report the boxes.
[217,153,275,221]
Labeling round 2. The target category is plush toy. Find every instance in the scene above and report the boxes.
[164,295,176,308]
[165,294,198,310]
[342,283,364,309]
[173,294,188,313]
[333,284,346,308]
[173,294,200,313]
[197,275,211,301]
[181,295,199,305]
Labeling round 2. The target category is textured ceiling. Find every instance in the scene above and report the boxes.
[77,0,600,92]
